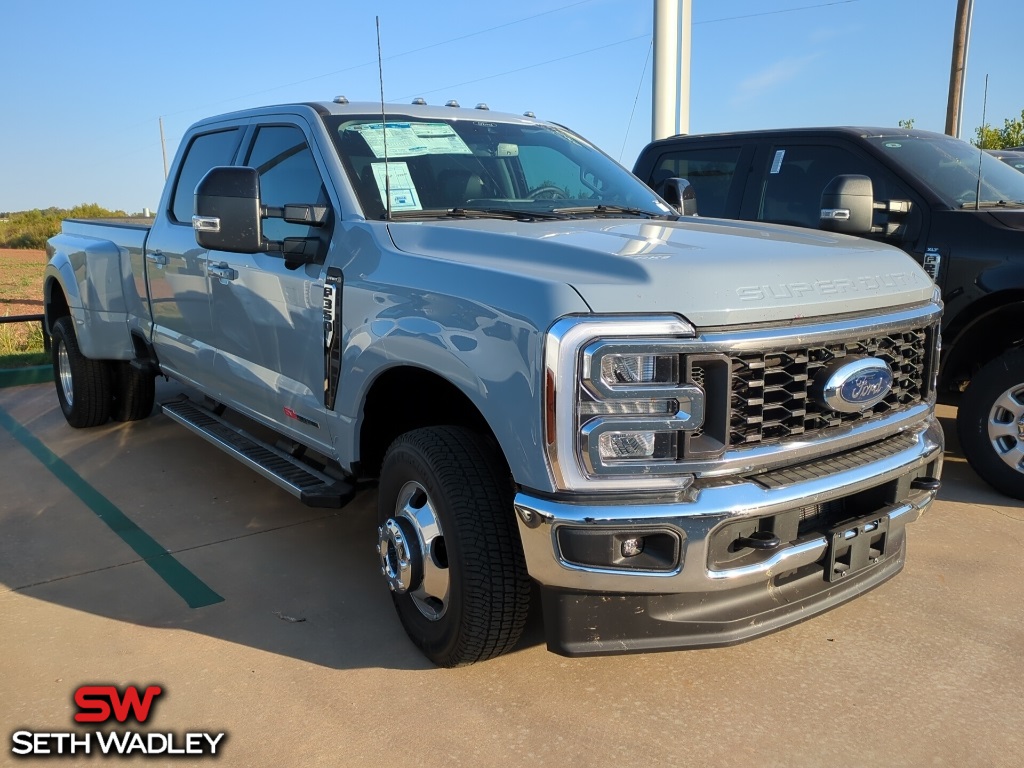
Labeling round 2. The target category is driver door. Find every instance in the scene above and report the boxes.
[746,140,937,285]
[208,121,335,452]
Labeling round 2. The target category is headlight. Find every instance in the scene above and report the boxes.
[544,315,726,491]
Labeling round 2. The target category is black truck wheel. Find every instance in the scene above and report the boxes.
[110,361,156,422]
[51,316,112,428]
[377,426,530,667]
[957,349,1024,500]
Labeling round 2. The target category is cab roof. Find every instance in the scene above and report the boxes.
[190,99,544,130]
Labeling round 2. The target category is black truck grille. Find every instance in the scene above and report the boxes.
[728,327,931,448]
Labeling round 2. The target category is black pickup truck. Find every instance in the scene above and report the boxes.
[635,127,1024,500]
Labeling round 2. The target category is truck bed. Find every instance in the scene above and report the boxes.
[60,218,152,250]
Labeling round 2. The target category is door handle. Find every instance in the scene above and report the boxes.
[208,263,238,281]
[146,251,168,266]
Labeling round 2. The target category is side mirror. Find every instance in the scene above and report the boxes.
[193,167,262,252]
[661,177,698,216]
[819,174,874,235]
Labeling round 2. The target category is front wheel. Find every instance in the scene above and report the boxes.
[51,316,111,428]
[956,349,1024,500]
[377,426,530,666]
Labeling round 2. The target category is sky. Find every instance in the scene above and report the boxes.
[0,0,1017,214]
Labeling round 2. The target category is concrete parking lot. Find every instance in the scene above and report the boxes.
[1,378,1022,767]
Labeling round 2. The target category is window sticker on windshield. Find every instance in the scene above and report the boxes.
[885,142,902,148]
[370,161,422,211]
[350,122,472,159]
[770,149,786,174]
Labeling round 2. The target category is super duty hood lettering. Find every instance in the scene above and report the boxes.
[737,271,925,301]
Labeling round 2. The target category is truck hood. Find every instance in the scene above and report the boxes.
[986,209,1024,231]
[386,217,935,327]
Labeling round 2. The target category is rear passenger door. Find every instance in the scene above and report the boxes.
[145,126,243,385]
[208,120,336,451]
[636,142,753,218]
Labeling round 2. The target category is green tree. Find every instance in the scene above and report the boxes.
[972,109,1024,148]
[898,118,915,129]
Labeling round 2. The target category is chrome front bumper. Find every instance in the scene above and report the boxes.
[515,417,943,595]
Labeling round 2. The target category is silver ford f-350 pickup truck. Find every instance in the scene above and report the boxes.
[45,100,943,665]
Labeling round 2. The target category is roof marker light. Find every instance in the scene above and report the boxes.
[445,99,460,108]
[475,103,490,110]
[524,111,536,118]
[333,95,349,104]
[412,98,427,105]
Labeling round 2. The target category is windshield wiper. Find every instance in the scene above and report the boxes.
[446,207,570,221]
[384,207,567,221]
[551,204,667,218]
[960,200,1024,209]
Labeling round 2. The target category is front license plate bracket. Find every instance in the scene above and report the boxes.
[826,514,889,583]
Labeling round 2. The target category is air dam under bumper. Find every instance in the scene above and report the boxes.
[515,418,943,656]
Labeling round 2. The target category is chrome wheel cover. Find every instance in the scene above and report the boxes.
[58,341,74,407]
[987,382,1024,474]
[377,480,449,620]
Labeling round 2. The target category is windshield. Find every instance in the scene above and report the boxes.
[324,114,673,220]
[866,134,1024,208]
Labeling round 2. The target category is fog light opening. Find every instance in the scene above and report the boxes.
[620,537,645,558]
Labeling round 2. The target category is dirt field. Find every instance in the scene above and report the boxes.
[0,249,47,355]
[0,249,46,314]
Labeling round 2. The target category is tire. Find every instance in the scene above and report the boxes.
[377,426,531,667]
[956,349,1024,500]
[51,316,112,428]
[110,361,156,422]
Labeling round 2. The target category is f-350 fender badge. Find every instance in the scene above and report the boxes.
[323,267,343,410]
[922,247,942,281]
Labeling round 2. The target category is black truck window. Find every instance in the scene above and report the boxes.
[245,125,329,242]
[757,144,913,230]
[650,147,741,218]
[170,129,241,224]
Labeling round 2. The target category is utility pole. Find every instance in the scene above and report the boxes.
[945,0,974,138]
[159,117,169,180]
[652,0,691,140]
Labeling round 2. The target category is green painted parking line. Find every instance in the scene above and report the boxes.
[0,404,224,609]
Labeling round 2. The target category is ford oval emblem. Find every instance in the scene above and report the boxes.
[812,357,894,414]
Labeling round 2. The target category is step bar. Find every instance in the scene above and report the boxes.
[161,397,355,508]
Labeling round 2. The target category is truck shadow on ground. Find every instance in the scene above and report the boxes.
[0,382,547,673]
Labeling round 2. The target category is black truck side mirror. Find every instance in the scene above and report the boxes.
[661,177,698,216]
[193,167,326,263]
[193,166,263,253]
[819,174,874,235]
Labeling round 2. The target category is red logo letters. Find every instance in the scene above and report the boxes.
[73,685,163,724]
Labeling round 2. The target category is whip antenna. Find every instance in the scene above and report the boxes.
[974,73,988,212]
[376,16,391,220]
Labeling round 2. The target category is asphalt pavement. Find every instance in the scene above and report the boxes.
[1,378,1021,767]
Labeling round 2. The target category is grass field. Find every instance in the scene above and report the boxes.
[0,249,50,368]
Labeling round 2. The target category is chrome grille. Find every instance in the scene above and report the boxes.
[689,365,706,438]
[729,328,931,448]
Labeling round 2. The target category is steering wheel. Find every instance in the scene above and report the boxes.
[955,188,978,205]
[526,185,568,201]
